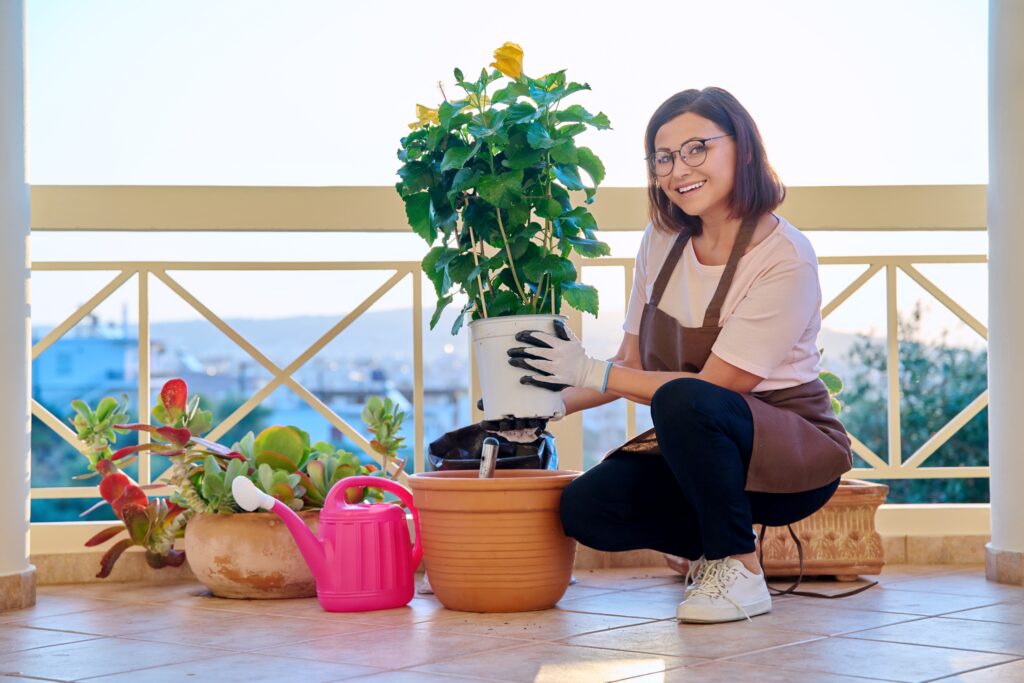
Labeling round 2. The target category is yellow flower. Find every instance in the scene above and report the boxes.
[491,42,524,80]
[408,104,440,130]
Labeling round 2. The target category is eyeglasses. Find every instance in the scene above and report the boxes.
[645,134,732,177]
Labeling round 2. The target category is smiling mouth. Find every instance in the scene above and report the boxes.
[676,180,706,196]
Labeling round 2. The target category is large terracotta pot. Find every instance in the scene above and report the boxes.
[760,478,889,579]
[409,469,579,612]
[184,510,319,599]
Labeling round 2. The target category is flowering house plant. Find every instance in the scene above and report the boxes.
[397,43,612,419]
[70,379,391,582]
[397,42,611,331]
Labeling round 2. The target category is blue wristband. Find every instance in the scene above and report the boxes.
[600,361,612,393]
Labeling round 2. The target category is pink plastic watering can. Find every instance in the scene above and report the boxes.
[232,475,422,612]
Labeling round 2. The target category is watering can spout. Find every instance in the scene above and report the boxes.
[231,477,326,578]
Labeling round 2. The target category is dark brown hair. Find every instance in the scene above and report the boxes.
[645,87,785,235]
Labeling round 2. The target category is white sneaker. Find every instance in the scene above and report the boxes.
[665,554,705,596]
[676,557,771,623]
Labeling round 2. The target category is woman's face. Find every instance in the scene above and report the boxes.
[653,112,736,220]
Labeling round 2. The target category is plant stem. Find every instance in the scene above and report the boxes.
[466,222,489,318]
[494,208,527,304]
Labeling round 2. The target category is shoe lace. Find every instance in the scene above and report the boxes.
[684,556,705,589]
[689,559,753,622]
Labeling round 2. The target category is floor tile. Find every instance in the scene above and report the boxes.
[0,624,100,653]
[571,567,681,591]
[729,635,1017,682]
[557,588,684,619]
[78,651,383,682]
[563,618,822,659]
[260,624,526,669]
[0,596,120,625]
[935,658,1024,681]
[813,586,1001,616]
[945,602,1024,626]
[410,641,695,682]
[345,672,506,683]
[848,616,1024,656]
[736,596,926,636]
[0,636,224,681]
[883,574,1024,601]
[425,608,652,641]
[617,659,896,682]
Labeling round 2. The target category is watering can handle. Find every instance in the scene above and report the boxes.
[325,476,423,567]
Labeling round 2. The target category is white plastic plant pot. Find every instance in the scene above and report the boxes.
[470,314,567,421]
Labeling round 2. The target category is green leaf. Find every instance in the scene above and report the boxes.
[568,237,611,258]
[561,281,599,316]
[535,197,563,220]
[485,289,521,317]
[448,253,478,283]
[524,254,577,284]
[501,146,545,170]
[588,112,611,129]
[430,295,453,330]
[448,167,481,201]
[820,370,844,395]
[404,193,433,243]
[831,396,842,415]
[453,67,464,81]
[504,102,538,123]
[490,80,527,105]
[440,144,476,172]
[477,171,524,208]
[550,141,578,165]
[576,147,606,187]
[396,161,434,196]
[526,122,557,150]
[438,99,466,128]
[554,123,587,140]
[553,164,584,191]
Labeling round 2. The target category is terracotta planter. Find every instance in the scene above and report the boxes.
[760,478,889,579]
[184,510,319,599]
[409,469,579,612]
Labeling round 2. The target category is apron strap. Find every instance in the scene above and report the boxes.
[702,216,759,328]
[648,229,693,307]
[756,524,879,599]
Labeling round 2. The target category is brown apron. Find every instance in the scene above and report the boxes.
[611,218,853,494]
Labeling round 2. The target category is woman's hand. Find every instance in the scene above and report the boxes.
[507,320,612,393]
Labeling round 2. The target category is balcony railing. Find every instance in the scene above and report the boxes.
[27,185,989,552]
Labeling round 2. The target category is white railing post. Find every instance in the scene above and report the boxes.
[0,0,35,610]
[986,0,1024,585]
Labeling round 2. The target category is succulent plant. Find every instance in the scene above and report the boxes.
[252,425,311,472]
[361,396,407,475]
[151,378,213,435]
[299,442,379,507]
[255,463,305,511]
[83,459,188,578]
[70,395,130,469]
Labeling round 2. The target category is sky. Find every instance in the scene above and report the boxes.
[24,0,989,349]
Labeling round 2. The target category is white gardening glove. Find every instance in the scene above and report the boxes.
[507,319,611,393]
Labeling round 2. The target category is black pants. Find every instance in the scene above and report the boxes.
[561,378,840,560]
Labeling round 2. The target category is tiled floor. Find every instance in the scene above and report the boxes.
[2,565,1023,682]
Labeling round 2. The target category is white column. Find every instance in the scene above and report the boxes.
[986,0,1024,585]
[0,0,33,610]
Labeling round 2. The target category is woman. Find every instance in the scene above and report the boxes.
[507,87,852,624]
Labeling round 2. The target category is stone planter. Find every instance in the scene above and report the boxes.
[409,469,579,612]
[184,510,318,599]
[760,478,889,579]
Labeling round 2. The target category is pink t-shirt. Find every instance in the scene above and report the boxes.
[623,215,822,392]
